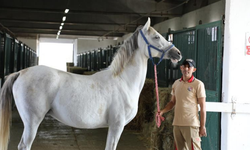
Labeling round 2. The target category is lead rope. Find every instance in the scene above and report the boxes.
[139,29,173,128]
[154,64,165,128]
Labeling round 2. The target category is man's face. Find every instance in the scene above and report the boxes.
[180,64,196,78]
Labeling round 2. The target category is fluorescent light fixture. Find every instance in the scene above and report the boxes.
[59,26,63,30]
[65,9,69,13]
[62,16,66,21]
[61,23,64,26]
[56,36,59,39]
[57,32,60,35]
[113,37,118,40]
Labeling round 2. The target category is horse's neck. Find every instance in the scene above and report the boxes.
[119,51,148,94]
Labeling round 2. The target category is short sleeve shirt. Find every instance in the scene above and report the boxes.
[171,78,206,127]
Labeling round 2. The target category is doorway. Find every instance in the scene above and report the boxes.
[39,43,73,71]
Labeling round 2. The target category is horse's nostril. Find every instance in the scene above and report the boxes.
[177,52,181,55]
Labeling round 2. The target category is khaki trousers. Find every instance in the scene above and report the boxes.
[173,126,201,150]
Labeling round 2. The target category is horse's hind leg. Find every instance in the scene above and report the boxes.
[18,122,41,150]
[15,101,49,150]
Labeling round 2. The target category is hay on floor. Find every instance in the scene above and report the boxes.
[67,67,87,74]
[83,71,97,75]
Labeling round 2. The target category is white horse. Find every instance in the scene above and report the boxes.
[0,18,182,150]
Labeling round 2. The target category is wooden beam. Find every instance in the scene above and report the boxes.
[0,18,138,27]
[8,27,133,33]
[0,7,181,18]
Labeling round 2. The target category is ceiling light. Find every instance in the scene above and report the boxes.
[56,36,59,39]
[61,23,64,26]
[65,9,69,13]
[57,32,60,35]
[62,16,66,22]
[59,26,63,30]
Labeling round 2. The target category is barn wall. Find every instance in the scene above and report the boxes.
[77,38,118,53]
[117,33,133,45]
[181,0,225,29]
[153,0,225,33]
[17,37,37,51]
[117,1,225,43]
[222,0,250,149]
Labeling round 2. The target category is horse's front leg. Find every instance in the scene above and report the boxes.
[105,123,125,150]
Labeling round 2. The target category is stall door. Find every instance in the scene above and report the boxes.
[169,21,222,150]
[196,21,222,150]
[0,33,3,86]
[167,29,196,86]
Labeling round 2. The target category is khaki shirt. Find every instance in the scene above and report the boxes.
[171,78,206,127]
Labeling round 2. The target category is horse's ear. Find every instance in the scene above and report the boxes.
[142,17,151,32]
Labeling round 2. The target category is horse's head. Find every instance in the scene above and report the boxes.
[138,18,182,64]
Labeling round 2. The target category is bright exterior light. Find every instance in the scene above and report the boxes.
[59,26,63,30]
[61,23,64,26]
[62,16,66,22]
[39,43,73,71]
[65,9,69,13]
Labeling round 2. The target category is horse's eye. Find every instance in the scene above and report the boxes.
[154,35,160,40]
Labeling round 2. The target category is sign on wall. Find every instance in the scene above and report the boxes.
[245,32,250,55]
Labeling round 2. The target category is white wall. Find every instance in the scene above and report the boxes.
[117,33,133,44]
[222,0,250,149]
[153,1,225,33]
[153,17,181,33]
[77,39,118,53]
[17,37,37,51]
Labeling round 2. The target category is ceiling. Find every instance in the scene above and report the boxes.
[0,0,220,39]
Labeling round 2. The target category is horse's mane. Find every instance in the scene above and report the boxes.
[110,26,142,76]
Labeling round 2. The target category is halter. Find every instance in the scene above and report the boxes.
[139,29,175,66]
[140,29,175,128]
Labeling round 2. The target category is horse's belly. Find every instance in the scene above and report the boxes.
[125,107,138,125]
[49,104,109,129]
[49,111,108,129]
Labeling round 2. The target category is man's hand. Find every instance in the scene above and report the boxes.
[199,126,207,137]
[159,111,164,116]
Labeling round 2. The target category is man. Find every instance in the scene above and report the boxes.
[160,59,207,150]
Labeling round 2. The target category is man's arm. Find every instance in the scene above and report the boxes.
[198,97,207,137]
[160,95,176,116]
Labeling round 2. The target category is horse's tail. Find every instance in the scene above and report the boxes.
[0,72,20,150]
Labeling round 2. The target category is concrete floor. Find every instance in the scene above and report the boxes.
[8,109,148,150]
